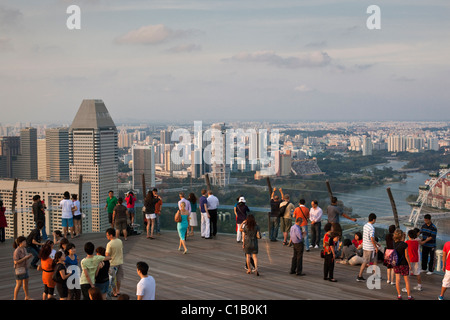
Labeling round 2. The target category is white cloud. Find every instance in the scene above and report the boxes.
[225,51,332,69]
[114,24,190,45]
[166,43,202,53]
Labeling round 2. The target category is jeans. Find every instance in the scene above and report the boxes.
[301,225,310,249]
[27,246,40,268]
[269,216,280,241]
[310,221,321,247]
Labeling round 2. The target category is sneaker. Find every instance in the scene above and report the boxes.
[438,295,444,300]
[408,296,414,300]
[426,271,433,275]
[397,295,402,300]
[314,245,319,249]
[413,285,423,291]
[356,276,366,282]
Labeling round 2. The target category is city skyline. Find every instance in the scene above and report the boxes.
[1,1,449,123]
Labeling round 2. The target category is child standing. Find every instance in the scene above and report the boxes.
[404,229,422,292]
[393,229,413,300]
[53,251,71,300]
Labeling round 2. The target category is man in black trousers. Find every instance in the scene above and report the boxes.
[289,217,305,276]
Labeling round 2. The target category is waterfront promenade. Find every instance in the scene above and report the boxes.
[0,230,445,300]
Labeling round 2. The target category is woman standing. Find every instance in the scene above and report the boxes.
[235,197,250,243]
[393,229,413,300]
[323,223,339,282]
[0,200,7,243]
[176,202,190,254]
[187,193,198,237]
[125,191,137,226]
[13,236,33,300]
[240,214,261,276]
[71,194,82,238]
[38,240,56,300]
[53,251,71,300]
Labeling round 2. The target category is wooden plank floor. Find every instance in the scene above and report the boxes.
[0,230,445,300]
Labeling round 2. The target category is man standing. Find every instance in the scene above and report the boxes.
[32,195,47,240]
[293,199,310,251]
[357,213,378,282]
[289,217,305,276]
[106,228,124,297]
[280,194,295,246]
[327,197,356,224]
[178,192,191,212]
[105,191,118,229]
[269,188,283,242]
[136,261,156,300]
[309,200,323,249]
[420,214,437,274]
[154,189,163,235]
[199,189,211,239]
[207,190,219,238]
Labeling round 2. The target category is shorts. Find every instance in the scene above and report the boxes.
[409,262,421,276]
[128,208,135,215]
[109,265,124,285]
[44,285,55,295]
[62,218,74,228]
[280,217,292,233]
[95,280,110,294]
[115,219,128,231]
[394,264,410,276]
[362,250,376,264]
[145,213,156,220]
[15,270,29,281]
[56,282,68,298]
[73,214,81,221]
[442,270,450,288]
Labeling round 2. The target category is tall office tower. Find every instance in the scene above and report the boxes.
[191,149,202,178]
[427,138,439,151]
[132,145,155,194]
[160,129,172,145]
[37,138,47,180]
[209,123,230,186]
[46,128,69,181]
[362,136,373,156]
[69,99,118,232]
[0,136,20,178]
[13,127,38,180]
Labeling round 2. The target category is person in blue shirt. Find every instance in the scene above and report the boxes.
[420,214,437,274]
[289,217,305,276]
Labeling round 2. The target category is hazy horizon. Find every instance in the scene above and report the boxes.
[1,1,449,123]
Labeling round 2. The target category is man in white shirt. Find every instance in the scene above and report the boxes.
[207,190,219,238]
[357,213,378,282]
[136,261,155,300]
[178,192,191,212]
[309,200,323,249]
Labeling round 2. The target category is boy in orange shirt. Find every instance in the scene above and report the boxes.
[293,199,310,251]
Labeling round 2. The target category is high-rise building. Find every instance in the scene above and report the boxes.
[0,179,91,240]
[209,123,230,186]
[132,145,155,194]
[12,128,38,180]
[160,129,172,145]
[362,136,373,156]
[46,128,69,181]
[37,138,47,180]
[388,135,406,152]
[69,99,118,232]
[0,136,20,178]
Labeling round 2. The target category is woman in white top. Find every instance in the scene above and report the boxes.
[60,191,75,239]
[72,194,82,238]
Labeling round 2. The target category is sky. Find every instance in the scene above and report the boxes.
[0,0,449,124]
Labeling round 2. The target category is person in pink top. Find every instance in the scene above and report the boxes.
[439,241,450,300]
[125,191,137,225]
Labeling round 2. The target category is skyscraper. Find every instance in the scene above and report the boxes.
[132,145,155,193]
[69,99,118,232]
[46,127,69,181]
[0,136,20,178]
[12,128,38,180]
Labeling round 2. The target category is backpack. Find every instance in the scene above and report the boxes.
[383,248,398,267]
[279,202,290,217]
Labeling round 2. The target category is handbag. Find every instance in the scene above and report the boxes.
[174,211,182,223]
[15,266,26,275]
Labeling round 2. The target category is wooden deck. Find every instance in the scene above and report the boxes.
[0,229,445,301]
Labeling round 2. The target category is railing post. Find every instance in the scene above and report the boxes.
[387,187,400,228]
